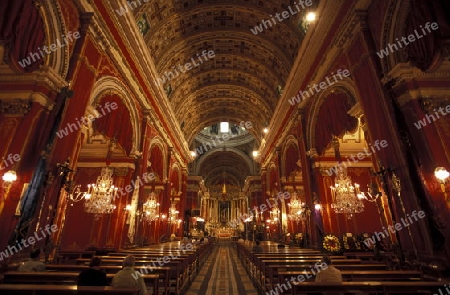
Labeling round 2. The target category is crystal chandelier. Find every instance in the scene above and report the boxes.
[84,166,118,215]
[269,200,280,222]
[330,167,364,218]
[143,192,160,221]
[288,191,310,224]
[168,202,179,224]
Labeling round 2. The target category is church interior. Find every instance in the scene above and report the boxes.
[0,0,450,294]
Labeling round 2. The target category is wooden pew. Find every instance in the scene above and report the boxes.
[265,263,388,289]
[3,271,158,295]
[57,250,96,264]
[275,270,422,288]
[259,259,362,288]
[0,284,139,294]
[76,258,185,293]
[289,281,449,295]
[45,265,170,294]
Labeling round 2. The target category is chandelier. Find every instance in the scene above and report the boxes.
[269,199,280,222]
[143,192,160,221]
[330,167,364,218]
[288,191,310,224]
[168,202,179,224]
[84,166,118,215]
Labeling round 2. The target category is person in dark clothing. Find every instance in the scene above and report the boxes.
[77,257,107,286]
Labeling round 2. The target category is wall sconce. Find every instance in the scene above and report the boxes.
[435,167,449,203]
[2,170,17,194]
[314,203,322,211]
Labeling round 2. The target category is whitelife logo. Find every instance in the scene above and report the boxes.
[265,261,328,295]
[325,140,388,176]
[18,31,80,68]
[413,104,450,130]
[363,210,425,247]
[250,0,313,35]
[194,121,252,156]
[56,102,118,139]
[131,243,194,280]
[0,224,58,261]
[1,154,21,171]
[228,192,290,227]
[376,22,439,59]
[156,50,215,86]
[288,69,350,106]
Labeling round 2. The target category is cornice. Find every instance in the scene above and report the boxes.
[382,61,450,106]
[0,65,68,93]
[76,161,135,170]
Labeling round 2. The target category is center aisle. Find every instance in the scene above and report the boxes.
[186,241,258,295]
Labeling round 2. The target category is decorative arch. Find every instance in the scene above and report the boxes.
[282,135,299,179]
[377,0,411,74]
[194,147,253,176]
[148,136,166,182]
[170,162,182,192]
[306,82,359,154]
[379,0,449,73]
[266,162,279,196]
[38,0,74,77]
[88,76,140,156]
[0,1,46,73]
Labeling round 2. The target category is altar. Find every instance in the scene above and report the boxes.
[216,228,233,239]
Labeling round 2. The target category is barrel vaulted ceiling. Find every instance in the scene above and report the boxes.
[131,0,307,143]
[129,0,311,184]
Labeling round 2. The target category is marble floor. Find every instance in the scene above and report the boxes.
[185,241,258,295]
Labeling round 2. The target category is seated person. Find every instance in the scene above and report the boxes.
[315,256,342,282]
[78,257,107,286]
[111,255,147,295]
[251,240,264,253]
[18,249,45,271]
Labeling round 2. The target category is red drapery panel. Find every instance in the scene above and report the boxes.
[93,94,133,155]
[149,145,164,181]
[405,0,440,71]
[314,92,358,155]
[0,0,45,72]
[284,144,299,179]
[170,168,180,191]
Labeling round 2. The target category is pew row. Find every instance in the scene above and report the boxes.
[289,281,449,295]
[0,284,139,295]
[3,271,158,295]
